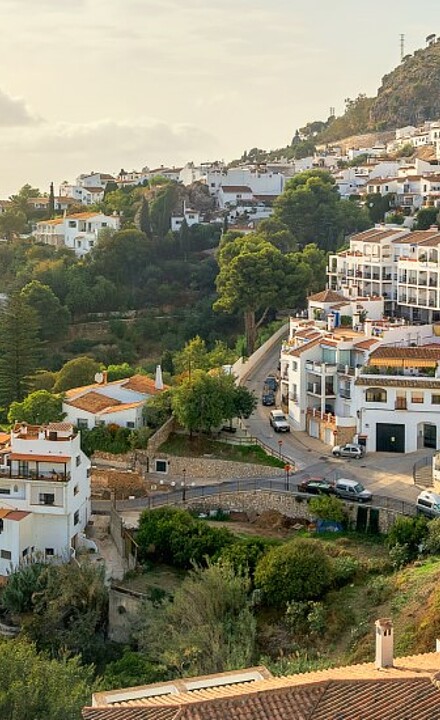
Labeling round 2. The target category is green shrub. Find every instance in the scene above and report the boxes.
[136,507,234,569]
[387,516,427,563]
[254,539,334,606]
[219,538,270,580]
[1,562,46,614]
[285,600,326,636]
[425,518,440,554]
[332,555,359,586]
[309,496,346,523]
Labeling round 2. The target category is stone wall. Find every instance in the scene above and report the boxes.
[232,323,289,384]
[108,587,143,643]
[144,416,176,456]
[187,490,403,533]
[140,453,285,481]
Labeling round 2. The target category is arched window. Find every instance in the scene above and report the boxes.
[366,387,387,403]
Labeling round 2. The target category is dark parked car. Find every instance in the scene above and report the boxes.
[264,375,278,392]
[298,478,335,496]
[261,388,275,406]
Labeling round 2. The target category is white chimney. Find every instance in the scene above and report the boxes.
[375,618,394,669]
[327,313,336,332]
[155,364,164,391]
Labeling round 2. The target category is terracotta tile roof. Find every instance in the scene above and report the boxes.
[99,401,144,416]
[122,375,165,395]
[84,653,440,720]
[354,338,380,350]
[289,338,322,357]
[67,391,122,414]
[0,432,10,445]
[46,422,74,433]
[308,289,347,303]
[370,346,440,361]
[5,511,30,522]
[355,377,440,388]
[220,185,253,193]
[9,453,70,463]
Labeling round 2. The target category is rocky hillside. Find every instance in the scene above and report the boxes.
[371,41,440,128]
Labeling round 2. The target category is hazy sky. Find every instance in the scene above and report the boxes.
[0,0,437,195]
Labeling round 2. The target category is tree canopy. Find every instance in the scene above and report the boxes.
[8,389,65,425]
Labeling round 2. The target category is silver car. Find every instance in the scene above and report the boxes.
[332,443,364,459]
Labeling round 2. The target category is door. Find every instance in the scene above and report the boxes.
[376,423,405,453]
[324,428,333,445]
[424,423,437,449]
[309,420,319,438]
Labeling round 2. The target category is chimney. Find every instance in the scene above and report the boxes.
[375,618,394,669]
[327,313,336,332]
[102,370,108,385]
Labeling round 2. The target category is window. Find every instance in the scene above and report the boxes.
[126,421,135,429]
[77,418,88,429]
[0,520,3,533]
[0,488,10,495]
[155,459,168,473]
[101,222,107,227]
[22,548,28,558]
[39,493,55,506]
[432,394,440,405]
[68,221,76,228]
[45,548,54,557]
[411,392,424,404]
[1,550,11,560]
[73,484,79,496]
[76,455,81,467]
[366,388,387,403]
[74,510,79,525]
[291,361,298,372]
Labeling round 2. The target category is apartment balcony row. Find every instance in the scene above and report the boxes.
[306,383,336,397]
[398,277,438,287]
[359,366,439,380]
[305,361,337,375]
[397,295,438,307]
[306,407,356,428]
[0,466,71,482]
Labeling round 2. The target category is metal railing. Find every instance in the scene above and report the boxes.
[92,476,418,518]
[215,432,294,467]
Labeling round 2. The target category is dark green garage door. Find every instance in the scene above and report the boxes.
[376,423,405,453]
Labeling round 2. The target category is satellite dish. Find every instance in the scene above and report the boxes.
[94,372,104,384]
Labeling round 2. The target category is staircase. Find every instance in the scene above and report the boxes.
[413,456,434,488]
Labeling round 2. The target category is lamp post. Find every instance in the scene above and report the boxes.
[284,464,291,491]
[182,468,187,502]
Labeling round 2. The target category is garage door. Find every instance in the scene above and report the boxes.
[376,423,405,453]
[324,428,334,445]
[309,420,319,438]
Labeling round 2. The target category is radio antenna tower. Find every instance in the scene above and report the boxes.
[400,33,405,61]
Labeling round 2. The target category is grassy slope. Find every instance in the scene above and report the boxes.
[159,434,285,468]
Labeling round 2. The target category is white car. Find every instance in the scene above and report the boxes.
[269,409,290,433]
[332,443,364,459]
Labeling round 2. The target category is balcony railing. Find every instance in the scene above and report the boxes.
[337,364,355,375]
[395,398,407,410]
[306,407,336,424]
[0,468,70,482]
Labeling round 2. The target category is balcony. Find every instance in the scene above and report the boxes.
[337,364,355,376]
[306,407,336,425]
[395,398,407,410]
[305,361,337,375]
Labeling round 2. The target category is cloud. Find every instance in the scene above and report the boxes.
[0,88,41,127]
[0,117,219,194]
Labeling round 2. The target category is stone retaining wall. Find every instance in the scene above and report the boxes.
[187,490,402,533]
[139,453,285,481]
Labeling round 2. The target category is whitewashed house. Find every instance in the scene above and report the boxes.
[63,373,166,430]
[35,212,120,256]
[0,422,90,574]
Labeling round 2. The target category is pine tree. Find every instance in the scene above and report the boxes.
[0,295,42,409]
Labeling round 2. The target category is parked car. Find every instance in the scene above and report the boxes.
[269,409,290,433]
[264,375,278,392]
[261,385,275,406]
[332,443,364,459]
[298,478,335,496]
[416,490,440,518]
[334,478,372,503]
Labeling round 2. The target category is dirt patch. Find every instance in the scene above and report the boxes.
[206,510,310,540]
[91,468,172,500]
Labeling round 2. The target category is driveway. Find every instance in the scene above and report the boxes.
[241,336,429,504]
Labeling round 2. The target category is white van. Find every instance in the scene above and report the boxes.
[334,478,372,503]
[416,490,440,519]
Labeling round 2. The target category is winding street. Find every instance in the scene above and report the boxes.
[241,338,425,505]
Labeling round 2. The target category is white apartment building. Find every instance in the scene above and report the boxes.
[35,212,120,257]
[280,307,440,452]
[63,373,166,430]
[0,422,90,575]
[206,166,285,200]
[353,346,440,453]
[171,206,201,232]
[328,226,440,321]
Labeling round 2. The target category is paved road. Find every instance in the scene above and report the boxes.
[241,336,424,504]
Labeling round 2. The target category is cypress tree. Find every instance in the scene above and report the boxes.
[48,181,55,217]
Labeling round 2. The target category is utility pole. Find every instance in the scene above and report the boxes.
[400,33,405,62]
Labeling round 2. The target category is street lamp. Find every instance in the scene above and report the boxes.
[284,464,291,491]
[182,468,187,502]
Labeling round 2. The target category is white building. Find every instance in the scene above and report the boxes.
[63,373,166,430]
[35,212,120,257]
[206,166,286,201]
[353,345,440,453]
[0,422,90,575]
[171,205,201,232]
[280,299,440,451]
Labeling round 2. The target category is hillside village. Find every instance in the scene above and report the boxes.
[4,24,440,720]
